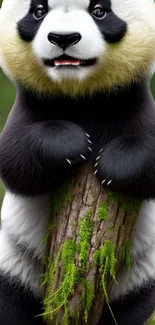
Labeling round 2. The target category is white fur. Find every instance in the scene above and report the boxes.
[1,191,51,258]
[0,191,51,296]
[0,229,44,297]
[110,199,155,301]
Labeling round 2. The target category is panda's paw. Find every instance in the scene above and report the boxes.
[49,121,93,168]
[93,141,155,199]
[93,143,137,196]
[94,162,113,188]
[64,132,92,167]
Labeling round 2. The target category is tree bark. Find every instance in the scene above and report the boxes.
[43,165,141,325]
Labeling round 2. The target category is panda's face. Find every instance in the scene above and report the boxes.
[0,0,155,96]
[17,0,127,83]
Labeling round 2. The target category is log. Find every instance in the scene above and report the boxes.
[42,164,141,325]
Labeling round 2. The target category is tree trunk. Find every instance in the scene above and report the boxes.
[42,165,141,325]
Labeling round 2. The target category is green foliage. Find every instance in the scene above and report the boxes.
[109,192,140,215]
[44,178,74,244]
[98,201,109,221]
[149,319,155,325]
[94,240,118,325]
[51,178,74,219]
[79,209,93,270]
[43,240,78,323]
[95,241,117,296]
[122,241,132,271]
[80,278,95,323]
[42,209,95,324]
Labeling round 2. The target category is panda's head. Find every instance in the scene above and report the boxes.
[0,0,155,96]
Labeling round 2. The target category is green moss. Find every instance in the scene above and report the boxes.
[95,241,117,294]
[79,210,93,270]
[42,237,95,324]
[108,226,115,232]
[73,220,78,228]
[94,240,118,325]
[42,251,61,289]
[42,240,79,322]
[84,280,95,322]
[98,201,109,221]
[66,311,81,325]
[80,278,95,323]
[62,303,69,325]
[122,241,132,271]
[43,178,75,245]
[109,192,141,214]
[51,178,75,219]
[120,224,125,233]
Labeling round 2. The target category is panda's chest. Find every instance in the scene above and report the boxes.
[46,103,123,148]
[29,92,127,148]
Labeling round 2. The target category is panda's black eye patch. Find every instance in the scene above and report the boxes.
[17,0,48,42]
[97,12,127,43]
[89,0,127,44]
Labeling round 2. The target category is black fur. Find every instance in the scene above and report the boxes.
[1,79,155,200]
[0,273,44,325]
[98,279,155,325]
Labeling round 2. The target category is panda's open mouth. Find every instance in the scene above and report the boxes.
[43,54,97,67]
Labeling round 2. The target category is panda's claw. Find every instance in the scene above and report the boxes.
[101,179,112,186]
[80,154,86,160]
[66,158,72,166]
[102,179,106,184]
[88,147,92,152]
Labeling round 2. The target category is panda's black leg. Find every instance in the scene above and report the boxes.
[99,280,155,325]
[0,273,44,325]
[98,199,155,325]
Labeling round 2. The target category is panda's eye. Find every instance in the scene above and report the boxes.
[33,6,46,20]
[91,5,107,19]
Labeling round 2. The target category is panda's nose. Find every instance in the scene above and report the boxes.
[47,32,81,50]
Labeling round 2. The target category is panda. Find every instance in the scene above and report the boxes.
[0,0,155,324]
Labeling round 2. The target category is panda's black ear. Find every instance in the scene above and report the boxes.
[96,11,127,43]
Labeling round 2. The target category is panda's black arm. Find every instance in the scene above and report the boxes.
[0,110,90,195]
[98,279,155,325]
